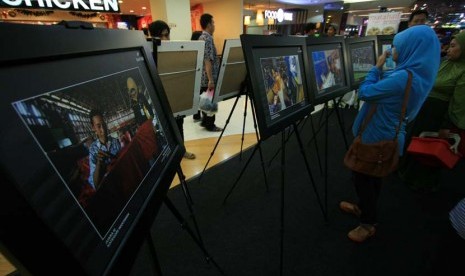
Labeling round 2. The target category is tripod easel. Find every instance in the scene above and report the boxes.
[146,166,225,275]
[277,121,328,275]
[150,39,224,275]
[222,89,270,204]
[197,78,269,198]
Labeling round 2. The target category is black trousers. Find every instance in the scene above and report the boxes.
[352,171,382,225]
[175,116,185,140]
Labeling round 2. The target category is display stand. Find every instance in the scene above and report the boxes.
[153,40,205,117]
[151,39,223,275]
[277,121,328,275]
[198,78,269,198]
[221,91,270,204]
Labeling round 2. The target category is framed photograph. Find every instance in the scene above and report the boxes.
[306,36,351,105]
[377,35,396,71]
[154,40,205,117]
[345,36,377,90]
[0,22,184,275]
[213,39,247,103]
[240,34,314,140]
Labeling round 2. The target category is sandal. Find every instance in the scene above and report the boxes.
[183,151,196,159]
[348,224,376,243]
[339,201,361,217]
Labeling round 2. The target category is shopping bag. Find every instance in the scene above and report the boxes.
[199,88,218,114]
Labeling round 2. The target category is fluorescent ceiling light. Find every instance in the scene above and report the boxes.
[344,0,378,3]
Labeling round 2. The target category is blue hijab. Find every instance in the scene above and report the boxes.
[355,25,440,155]
[392,25,440,111]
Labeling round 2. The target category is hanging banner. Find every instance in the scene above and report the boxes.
[0,0,120,13]
[366,12,401,36]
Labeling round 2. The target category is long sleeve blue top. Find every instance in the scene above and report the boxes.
[354,25,441,155]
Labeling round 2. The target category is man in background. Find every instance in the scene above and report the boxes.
[304,22,319,37]
[408,9,428,27]
[196,13,222,132]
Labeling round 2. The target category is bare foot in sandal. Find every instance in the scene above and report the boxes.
[183,151,196,159]
[339,201,361,217]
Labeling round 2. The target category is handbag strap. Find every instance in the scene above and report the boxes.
[358,70,413,138]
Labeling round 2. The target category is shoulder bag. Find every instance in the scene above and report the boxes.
[343,70,412,178]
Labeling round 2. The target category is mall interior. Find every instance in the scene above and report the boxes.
[1,0,465,275]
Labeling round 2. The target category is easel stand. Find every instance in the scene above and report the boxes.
[196,79,269,200]
[277,122,327,276]
[308,97,350,214]
[222,92,269,204]
[161,197,225,275]
[148,166,225,275]
[267,115,324,176]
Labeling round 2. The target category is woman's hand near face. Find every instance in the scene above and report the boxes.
[376,50,390,69]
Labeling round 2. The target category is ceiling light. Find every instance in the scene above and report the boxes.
[244,15,251,25]
[142,7,146,10]
[344,0,377,3]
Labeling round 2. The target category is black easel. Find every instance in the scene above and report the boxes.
[196,77,269,197]
[222,91,270,204]
[277,121,327,276]
[151,38,224,275]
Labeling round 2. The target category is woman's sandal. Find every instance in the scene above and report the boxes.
[339,201,361,217]
[183,151,196,159]
[348,224,376,243]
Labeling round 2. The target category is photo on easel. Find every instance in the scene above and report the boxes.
[345,36,377,90]
[260,55,305,117]
[0,23,184,276]
[241,34,314,140]
[306,36,350,105]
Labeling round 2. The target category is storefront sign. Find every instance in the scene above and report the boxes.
[0,0,119,13]
[264,8,293,23]
[365,12,401,36]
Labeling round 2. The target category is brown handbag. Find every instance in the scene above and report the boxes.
[344,70,412,178]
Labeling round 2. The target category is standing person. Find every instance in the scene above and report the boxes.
[340,25,440,242]
[191,30,204,122]
[88,109,121,190]
[398,31,465,192]
[325,25,337,37]
[148,20,196,159]
[197,13,222,132]
[127,76,153,126]
[304,22,319,37]
[408,9,428,27]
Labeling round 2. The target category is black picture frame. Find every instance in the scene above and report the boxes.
[240,34,314,140]
[0,22,184,275]
[376,34,396,71]
[306,36,351,105]
[344,36,377,90]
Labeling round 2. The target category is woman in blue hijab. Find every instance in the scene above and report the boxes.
[340,25,440,242]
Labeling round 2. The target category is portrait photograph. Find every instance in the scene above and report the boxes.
[12,68,170,238]
[260,55,305,118]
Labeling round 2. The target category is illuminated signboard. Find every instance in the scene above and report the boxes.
[264,8,293,23]
[0,0,120,13]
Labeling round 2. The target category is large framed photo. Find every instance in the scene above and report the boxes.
[306,36,350,104]
[0,22,184,275]
[345,36,377,90]
[240,34,314,140]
